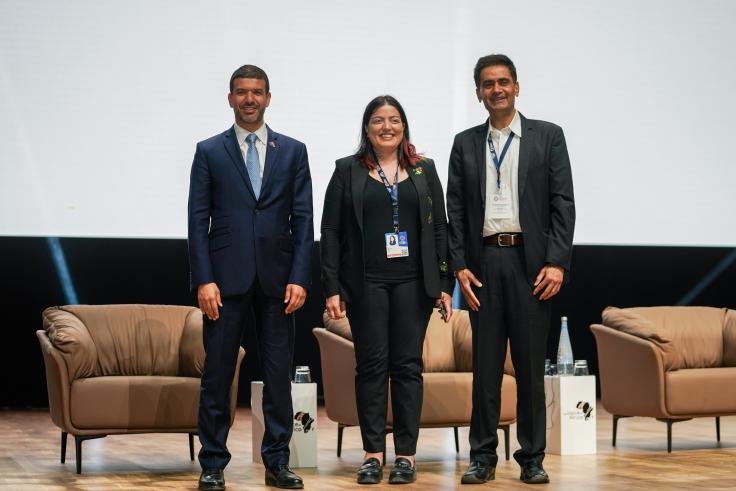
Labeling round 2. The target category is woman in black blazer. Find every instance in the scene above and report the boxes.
[321,95,453,484]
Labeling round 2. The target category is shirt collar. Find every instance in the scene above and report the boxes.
[233,122,268,145]
[488,110,522,138]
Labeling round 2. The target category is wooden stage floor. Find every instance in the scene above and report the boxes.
[1,406,734,490]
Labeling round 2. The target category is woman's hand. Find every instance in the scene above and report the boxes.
[435,291,453,323]
[326,294,347,320]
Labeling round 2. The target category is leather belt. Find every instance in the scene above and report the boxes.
[483,233,523,247]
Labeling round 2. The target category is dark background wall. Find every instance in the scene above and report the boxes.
[2,236,734,408]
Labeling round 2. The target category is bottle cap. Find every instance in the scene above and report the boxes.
[561,316,568,321]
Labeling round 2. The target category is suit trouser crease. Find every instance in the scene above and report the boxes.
[347,278,433,455]
[198,281,295,470]
[468,246,550,467]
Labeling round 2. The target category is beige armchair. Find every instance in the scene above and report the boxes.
[37,304,245,473]
[591,306,736,452]
[314,309,517,460]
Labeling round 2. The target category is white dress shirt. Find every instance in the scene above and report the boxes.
[483,110,523,236]
[233,122,267,178]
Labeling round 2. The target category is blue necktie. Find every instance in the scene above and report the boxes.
[245,133,261,199]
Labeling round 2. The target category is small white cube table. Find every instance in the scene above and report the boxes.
[544,375,597,455]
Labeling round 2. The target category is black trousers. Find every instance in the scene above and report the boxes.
[468,245,550,467]
[198,280,295,470]
[346,278,434,455]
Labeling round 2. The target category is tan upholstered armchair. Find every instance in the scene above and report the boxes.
[37,304,245,473]
[591,306,736,452]
[314,309,517,460]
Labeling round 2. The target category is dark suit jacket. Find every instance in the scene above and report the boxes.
[321,156,451,302]
[188,125,313,298]
[446,113,575,285]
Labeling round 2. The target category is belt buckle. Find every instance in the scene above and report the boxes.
[497,233,514,247]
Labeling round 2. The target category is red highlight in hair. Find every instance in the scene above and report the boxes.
[360,139,423,169]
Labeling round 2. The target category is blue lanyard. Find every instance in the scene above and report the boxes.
[375,163,400,233]
[487,132,514,189]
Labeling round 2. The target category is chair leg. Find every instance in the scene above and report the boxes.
[73,435,107,474]
[61,432,68,464]
[613,415,620,447]
[337,424,346,457]
[189,433,195,461]
[666,420,673,453]
[453,427,459,453]
[717,417,721,442]
[500,425,510,461]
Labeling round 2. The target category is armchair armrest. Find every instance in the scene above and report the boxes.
[313,327,359,426]
[590,324,671,418]
[37,330,74,432]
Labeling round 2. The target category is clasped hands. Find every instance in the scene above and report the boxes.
[197,282,307,320]
[456,264,564,311]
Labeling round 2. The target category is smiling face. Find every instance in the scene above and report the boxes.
[476,64,519,118]
[366,104,405,156]
[228,77,271,131]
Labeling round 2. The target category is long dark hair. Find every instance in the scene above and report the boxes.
[355,95,422,169]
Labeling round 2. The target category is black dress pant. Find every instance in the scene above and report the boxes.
[346,278,434,455]
[198,280,295,471]
[468,245,550,467]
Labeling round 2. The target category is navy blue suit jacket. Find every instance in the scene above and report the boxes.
[188,125,314,298]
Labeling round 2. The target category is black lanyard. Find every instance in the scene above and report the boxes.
[375,163,400,233]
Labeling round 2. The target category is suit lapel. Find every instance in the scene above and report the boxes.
[407,161,431,226]
[223,126,256,200]
[474,121,489,211]
[261,125,280,196]
[351,158,369,232]
[518,113,532,199]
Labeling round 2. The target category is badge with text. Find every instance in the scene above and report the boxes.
[385,231,409,258]
[489,188,513,219]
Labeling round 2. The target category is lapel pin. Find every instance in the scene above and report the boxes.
[269,141,276,148]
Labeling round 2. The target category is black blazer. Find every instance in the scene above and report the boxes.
[446,113,575,285]
[321,155,451,302]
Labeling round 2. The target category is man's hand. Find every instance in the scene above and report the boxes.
[284,284,307,314]
[533,265,565,300]
[197,282,222,320]
[326,294,346,320]
[456,268,482,311]
[435,291,454,322]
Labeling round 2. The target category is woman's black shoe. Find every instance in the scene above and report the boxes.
[357,457,383,484]
[388,457,416,484]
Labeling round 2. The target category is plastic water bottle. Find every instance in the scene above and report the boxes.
[557,316,574,376]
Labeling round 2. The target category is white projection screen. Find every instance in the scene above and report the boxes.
[1,0,735,246]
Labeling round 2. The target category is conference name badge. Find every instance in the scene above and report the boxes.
[385,231,409,258]
[489,188,513,219]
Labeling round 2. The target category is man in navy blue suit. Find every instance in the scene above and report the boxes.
[188,64,313,490]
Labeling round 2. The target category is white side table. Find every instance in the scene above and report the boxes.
[544,375,597,455]
[251,381,318,468]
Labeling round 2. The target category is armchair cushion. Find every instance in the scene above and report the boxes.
[665,367,736,415]
[602,306,726,370]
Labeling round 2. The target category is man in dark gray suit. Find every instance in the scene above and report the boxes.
[446,54,575,484]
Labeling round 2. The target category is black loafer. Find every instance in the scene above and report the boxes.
[520,463,550,484]
[198,469,225,491]
[461,460,495,484]
[388,457,416,484]
[357,457,383,484]
[265,464,304,489]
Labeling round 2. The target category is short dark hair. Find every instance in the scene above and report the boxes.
[229,64,270,93]
[355,95,422,169]
[474,54,517,87]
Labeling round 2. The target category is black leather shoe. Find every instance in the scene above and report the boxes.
[265,464,304,489]
[520,463,550,484]
[461,461,495,484]
[198,469,225,491]
[356,457,383,484]
[388,457,416,484]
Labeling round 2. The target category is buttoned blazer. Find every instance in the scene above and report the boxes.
[188,125,314,298]
[446,113,575,285]
[321,155,451,302]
